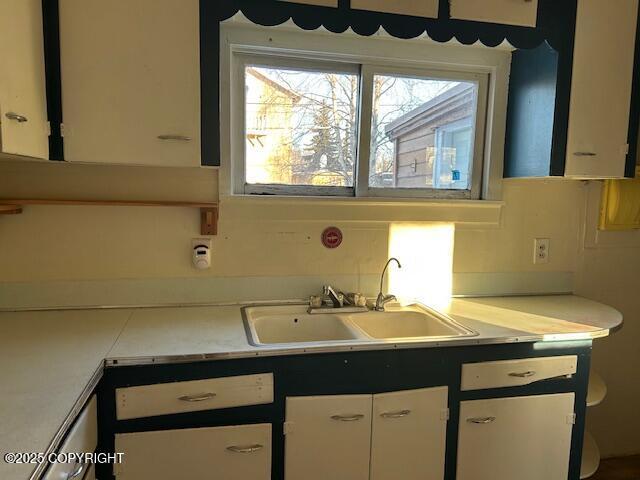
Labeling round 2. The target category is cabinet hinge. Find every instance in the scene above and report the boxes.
[60,123,66,138]
[441,408,450,421]
[283,421,294,435]
[566,413,576,425]
[45,121,51,136]
[623,144,630,155]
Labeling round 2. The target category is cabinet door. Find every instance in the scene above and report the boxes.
[565,0,638,178]
[0,0,49,159]
[114,424,271,480]
[351,0,438,18]
[371,387,448,480]
[285,395,372,480]
[457,393,575,480]
[59,0,200,166]
[450,0,538,27]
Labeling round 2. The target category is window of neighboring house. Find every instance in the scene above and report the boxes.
[226,30,495,200]
[433,117,474,190]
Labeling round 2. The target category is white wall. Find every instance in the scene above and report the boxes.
[576,181,640,457]
[0,158,584,284]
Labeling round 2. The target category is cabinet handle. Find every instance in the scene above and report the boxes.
[467,416,496,424]
[508,371,536,378]
[66,461,86,479]
[573,152,597,157]
[226,444,264,454]
[5,112,28,123]
[178,392,217,402]
[331,414,365,422]
[380,409,411,419]
[157,134,192,142]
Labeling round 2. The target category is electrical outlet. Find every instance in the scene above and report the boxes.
[533,238,550,264]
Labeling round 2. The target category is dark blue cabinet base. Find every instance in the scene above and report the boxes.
[96,340,591,480]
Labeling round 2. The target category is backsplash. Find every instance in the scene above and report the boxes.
[0,159,584,307]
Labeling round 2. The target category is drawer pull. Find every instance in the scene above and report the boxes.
[331,414,365,422]
[467,416,496,424]
[380,409,411,419]
[178,392,217,402]
[508,371,536,378]
[226,444,264,454]
[67,461,86,479]
[5,112,28,123]
[573,152,597,157]
[158,134,192,142]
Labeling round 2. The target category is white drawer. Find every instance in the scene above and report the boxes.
[116,373,274,420]
[42,396,97,480]
[461,356,577,391]
[115,424,272,480]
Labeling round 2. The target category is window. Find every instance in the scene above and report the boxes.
[242,61,359,196]
[226,28,496,200]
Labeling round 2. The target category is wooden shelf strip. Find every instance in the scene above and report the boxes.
[0,199,219,235]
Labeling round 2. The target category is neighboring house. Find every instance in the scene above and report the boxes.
[245,67,301,185]
[384,83,477,189]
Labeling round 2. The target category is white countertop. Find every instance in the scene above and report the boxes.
[0,295,622,480]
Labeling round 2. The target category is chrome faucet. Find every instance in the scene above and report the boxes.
[323,285,345,308]
[375,258,402,312]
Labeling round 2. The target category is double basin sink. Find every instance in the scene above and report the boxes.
[242,303,477,346]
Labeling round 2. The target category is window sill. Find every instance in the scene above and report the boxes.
[220,195,504,226]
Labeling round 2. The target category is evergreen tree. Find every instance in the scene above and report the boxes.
[305,102,340,173]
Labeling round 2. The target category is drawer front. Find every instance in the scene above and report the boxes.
[116,373,274,420]
[115,424,272,480]
[461,356,577,391]
[278,0,338,6]
[83,464,95,480]
[42,396,98,480]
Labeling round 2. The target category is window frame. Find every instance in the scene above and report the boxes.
[221,23,510,202]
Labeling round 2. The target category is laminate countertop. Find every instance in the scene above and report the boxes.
[0,295,622,480]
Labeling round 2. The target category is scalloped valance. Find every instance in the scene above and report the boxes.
[212,0,576,53]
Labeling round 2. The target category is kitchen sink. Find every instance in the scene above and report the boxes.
[242,303,477,346]
[345,304,476,340]
[242,305,363,346]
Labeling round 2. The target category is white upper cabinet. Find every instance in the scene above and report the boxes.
[285,395,372,480]
[351,0,439,18]
[457,393,575,480]
[565,0,639,178]
[450,0,539,27]
[370,387,448,480]
[0,0,49,159]
[59,0,201,167]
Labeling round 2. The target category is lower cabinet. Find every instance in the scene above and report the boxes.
[457,393,575,480]
[284,387,448,480]
[114,424,272,480]
[285,394,372,480]
[371,387,448,480]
